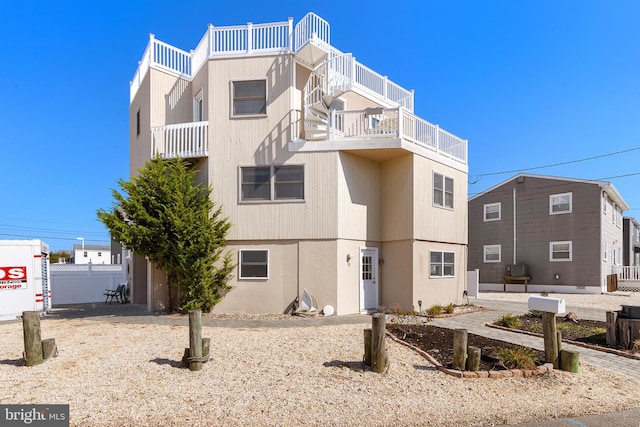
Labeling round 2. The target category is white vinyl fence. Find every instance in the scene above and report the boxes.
[51,263,126,304]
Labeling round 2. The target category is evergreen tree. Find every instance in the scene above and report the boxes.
[97,156,234,312]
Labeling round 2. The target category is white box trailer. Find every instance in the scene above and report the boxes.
[0,240,51,321]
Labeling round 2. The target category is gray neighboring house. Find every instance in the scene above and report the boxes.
[468,173,629,293]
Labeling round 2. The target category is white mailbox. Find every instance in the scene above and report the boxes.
[528,296,566,314]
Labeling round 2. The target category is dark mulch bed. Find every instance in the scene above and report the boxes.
[515,314,607,346]
[387,324,545,371]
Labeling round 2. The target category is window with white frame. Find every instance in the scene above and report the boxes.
[603,240,608,261]
[613,246,619,265]
[616,206,622,227]
[483,245,501,263]
[433,173,454,209]
[550,241,572,261]
[232,80,266,116]
[602,193,608,214]
[430,251,455,277]
[194,89,204,122]
[241,165,304,202]
[483,202,501,221]
[239,250,269,279]
[549,192,572,214]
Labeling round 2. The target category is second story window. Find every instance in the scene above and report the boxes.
[549,192,572,215]
[241,165,304,202]
[232,80,266,116]
[433,173,454,209]
[483,202,501,221]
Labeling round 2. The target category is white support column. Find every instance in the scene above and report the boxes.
[287,17,293,52]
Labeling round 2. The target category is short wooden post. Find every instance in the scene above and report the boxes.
[556,331,562,353]
[22,311,43,367]
[466,346,481,372]
[363,328,372,366]
[452,329,468,371]
[606,311,617,347]
[559,349,579,373]
[42,338,57,360]
[189,310,203,371]
[542,312,559,368]
[371,313,388,373]
[202,337,210,358]
[618,318,630,349]
[629,320,640,349]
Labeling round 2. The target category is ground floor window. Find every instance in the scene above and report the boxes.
[430,251,455,277]
[483,245,501,263]
[550,241,572,262]
[239,250,269,279]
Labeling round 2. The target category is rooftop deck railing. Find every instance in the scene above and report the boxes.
[332,108,467,165]
[130,13,414,111]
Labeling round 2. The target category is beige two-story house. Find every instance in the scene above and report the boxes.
[128,13,469,314]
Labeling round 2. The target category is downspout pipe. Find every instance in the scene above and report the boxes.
[513,188,517,265]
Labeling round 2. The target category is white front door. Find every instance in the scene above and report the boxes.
[360,248,379,313]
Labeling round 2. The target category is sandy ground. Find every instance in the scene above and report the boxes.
[2,294,640,427]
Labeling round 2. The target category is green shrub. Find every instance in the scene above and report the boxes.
[444,303,455,314]
[426,305,444,316]
[494,313,522,329]
[540,291,549,297]
[497,347,538,370]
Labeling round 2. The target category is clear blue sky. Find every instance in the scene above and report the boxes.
[2,1,639,252]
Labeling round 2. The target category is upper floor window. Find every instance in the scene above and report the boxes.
[550,241,572,262]
[483,202,501,221]
[194,89,204,122]
[239,250,268,279]
[433,173,454,209]
[483,245,501,263]
[136,109,141,137]
[98,252,102,257]
[241,165,304,202]
[602,193,608,214]
[603,240,608,261]
[430,251,455,277]
[615,206,622,228]
[232,80,266,116]
[549,192,572,215]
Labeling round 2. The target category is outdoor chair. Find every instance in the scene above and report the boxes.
[103,283,126,304]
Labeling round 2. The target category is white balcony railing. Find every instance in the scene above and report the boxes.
[613,265,640,281]
[130,13,414,111]
[331,108,467,165]
[151,121,208,159]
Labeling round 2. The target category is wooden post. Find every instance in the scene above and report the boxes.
[371,313,388,373]
[22,311,43,367]
[629,320,640,349]
[559,349,579,373]
[452,329,468,371]
[556,331,562,353]
[541,312,559,368]
[202,337,211,358]
[188,310,203,371]
[466,346,481,372]
[42,338,57,360]
[618,318,630,349]
[363,328,372,366]
[606,311,617,347]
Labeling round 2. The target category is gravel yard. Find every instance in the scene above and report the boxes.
[1,311,639,426]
